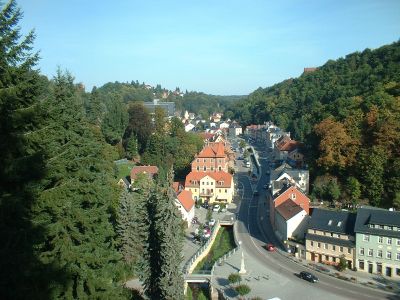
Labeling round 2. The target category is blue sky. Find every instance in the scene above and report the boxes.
[16,0,400,95]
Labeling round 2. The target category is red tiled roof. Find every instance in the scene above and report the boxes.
[275,199,304,220]
[130,166,159,181]
[199,132,214,141]
[177,190,194,212]
[276,136,301,152]
[197,142,226,158]
[185,171,232,188]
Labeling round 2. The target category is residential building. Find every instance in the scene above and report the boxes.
[269,184,310,230]
[354,207,400,277]
[270,162,309,194]
[275,199,309,241]
[191,142,228,172]
[273,135,302,161]
[175,190,195,226]
[305,209,356,269]
[229,123,242,137]
[130,166,159,184]
[143,99,175,117]
[184,171,234,204]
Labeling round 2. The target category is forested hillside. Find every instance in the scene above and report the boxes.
[94,81,244,119]
[229,41,400,209]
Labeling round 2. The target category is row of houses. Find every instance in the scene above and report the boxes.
[247,122,400,278]
[305,206,400,278]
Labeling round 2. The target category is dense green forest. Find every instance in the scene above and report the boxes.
[0,1,186,299]
[229,41,400,209]
[94,81,244,119]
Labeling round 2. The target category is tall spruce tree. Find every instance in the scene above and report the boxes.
[142,168,184,300]
[0,1,55,298]
[117,174,152,272]
[34,70,128,299]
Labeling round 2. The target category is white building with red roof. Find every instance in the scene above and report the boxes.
[184,171,234,204]
[175,190,195,226]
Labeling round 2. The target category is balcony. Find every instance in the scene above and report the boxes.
[200,190,214,197]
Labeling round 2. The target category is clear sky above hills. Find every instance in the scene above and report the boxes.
[17,0,400,95]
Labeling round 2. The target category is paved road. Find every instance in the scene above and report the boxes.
[233,140,396,300]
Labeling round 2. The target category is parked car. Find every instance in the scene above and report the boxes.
[202,202,209,209]
[299,271,319,283]
[208,219,216,226]
[265,243,275,252]
[212,204,220,212]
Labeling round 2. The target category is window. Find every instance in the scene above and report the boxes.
[203,166,206,171]
[363,234,370,242]
[310,241,314,247]
[387,238,392,245]
[387,252,392,260]
[340,246,343,252]
[397,268,400,276]
[397,239,400,246]
[314,230,316,234]
[378,236,383,243]
[332,245,336,251]
[218,167,222,171]
[317,243,321,248]
[347,247,351,254]
[210,182,213,185]
[379,225,384,229]
[291,193,296,200]
[389,226,393,231]
[196,166,200,171]
[337,234,341,239]
[204,159,206,162]
[225,189,227,193]
[359,248,364,255]
[211,167,214,171]
[219,189,221,193]
[368,249,373,257]
[330,232,333,237]
[324,243,328,249]
[377,250,382,258]
[396,253,400,261]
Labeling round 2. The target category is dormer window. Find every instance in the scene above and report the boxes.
[337,221,342,227]
[291,193,296,200]
[328,220,332,226]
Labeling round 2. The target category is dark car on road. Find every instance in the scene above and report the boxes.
[299,271,319,283]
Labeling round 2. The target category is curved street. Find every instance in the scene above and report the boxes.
[229,141,396,300]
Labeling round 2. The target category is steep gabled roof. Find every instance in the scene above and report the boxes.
[185,171,232,188]
[308,208,356,235]
[354,207,400,238]
[196,142,226,158]
[177,190,195,212]
[275,199,304,220]
[130,166,159,181]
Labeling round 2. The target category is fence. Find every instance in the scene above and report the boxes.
[183,220,221,275]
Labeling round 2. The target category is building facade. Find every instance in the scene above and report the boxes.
[184,171,234,204]
[305,209,356,269]
[191,142,228,172]
[354,207,400,278]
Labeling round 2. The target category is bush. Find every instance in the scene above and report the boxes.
[228,273,241,285]
[337,255,347,271]
[235,284,251,296]
[197,290,207,300]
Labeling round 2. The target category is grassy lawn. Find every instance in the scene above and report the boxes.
[194,226,236,272]
[116,161,135,179]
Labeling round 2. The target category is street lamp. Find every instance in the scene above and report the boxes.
[238,241,247,274]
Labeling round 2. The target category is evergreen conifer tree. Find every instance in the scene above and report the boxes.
[0,1,53,298]
[34,70,128,299]
[142,168,184,300]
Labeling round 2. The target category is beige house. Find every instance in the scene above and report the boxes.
[306,208,357,269]
[184,171,234,204]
